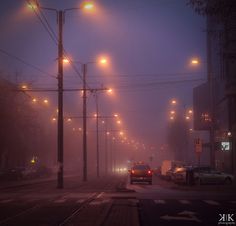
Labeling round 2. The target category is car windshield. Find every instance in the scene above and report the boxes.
[133,165,150,170]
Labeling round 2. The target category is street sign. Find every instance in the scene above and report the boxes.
[195,138,202,153]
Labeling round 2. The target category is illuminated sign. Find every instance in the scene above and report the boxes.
[221,142,230,151]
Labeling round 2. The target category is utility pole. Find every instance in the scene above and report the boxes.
[57,10,64,189]
[95,93,100,178]
[82,64,87,182]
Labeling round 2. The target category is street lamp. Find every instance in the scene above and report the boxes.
[80,58,108,181]
[27,0,96,188]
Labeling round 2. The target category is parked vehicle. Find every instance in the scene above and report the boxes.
[0,167,24,181]
[161,160,185,180]
[130,163,153,185]
[172,166,190,184]
[193,166,234,185]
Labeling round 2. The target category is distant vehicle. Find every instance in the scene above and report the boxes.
[0,167,24,181]
[161,160,185,180]
[172,166,192,184]
[193,166,234,185]
[130,163,153,185]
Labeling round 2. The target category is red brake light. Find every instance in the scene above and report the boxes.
[131,170,135,174]
[148,170,152,174]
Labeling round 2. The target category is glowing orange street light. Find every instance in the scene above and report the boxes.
[32,98,37,103]
[114,114,119,118]
[99,57,107,65]
[82,1,94,10]
[119,131,124,136]
[67,118,72,122]
[63,58,70,64]
[52,117,57,122]
[188,109,193,114]
[21,84,28,90]
[186,116,190,120]
[191,58,199,65]
[107,88,113,94]
[170,116,175,120]
[117,120,121,124]
[170,110,175,115]
[43,99,49,104]
[171,99,177,105]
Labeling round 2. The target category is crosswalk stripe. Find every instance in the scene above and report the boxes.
[154,199,166,204]
[179,200,191,204]
[204,200,219,205]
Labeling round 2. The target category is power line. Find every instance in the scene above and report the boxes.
[0,48,56,78]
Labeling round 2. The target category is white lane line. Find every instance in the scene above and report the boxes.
[0,199,13,203]
[154,199,166,204]
[204,200,219,205]
[179,200,191,204]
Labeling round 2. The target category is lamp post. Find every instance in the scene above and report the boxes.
[28,0,95,188]
[80,58,107,181]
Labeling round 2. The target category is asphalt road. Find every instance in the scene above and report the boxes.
[0,174,235,226]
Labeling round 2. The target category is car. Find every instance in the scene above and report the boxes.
[161,160,185,180]
[193,166,234,185]
[130,163,153,185]
[172,166,191,184]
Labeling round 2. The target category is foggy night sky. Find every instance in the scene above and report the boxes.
[0,0,206,154]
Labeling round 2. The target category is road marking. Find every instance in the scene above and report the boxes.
[204,200,219,205]
[76,199,86,203]
[161,210,201,222]
[54,198,66,203]
[179,200,190,204]
[154,199,166,204]
[0,199,13,203]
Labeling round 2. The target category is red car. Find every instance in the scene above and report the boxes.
[130,164,153,185]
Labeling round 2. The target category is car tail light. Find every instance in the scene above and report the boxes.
[148,170,152,175]
[131,170,135,174]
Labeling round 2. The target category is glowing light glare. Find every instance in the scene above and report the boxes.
[188,109,193,114]
[52,117,57,122]
[117,120,121,124]
[171,99,177,105]
[63,58,70,64]
[43,99,49,104]
[106,131,110,135]
[114,114,119,118]
[27,3,38,10]
[21,84,28,90]
[99,58,107,65]
[191,58,199,65]
[94,113,98,118]
[186,116,190,120]
[107,88,113,94]
[82,1,94,10]
[32,98,37,103]
[67,118,72,122]
[170,116,175,120]
[119,131,124,136]
[170,110,175,115]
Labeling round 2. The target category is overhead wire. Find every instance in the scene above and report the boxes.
[26,0,90,88]
[0,48,56,79]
